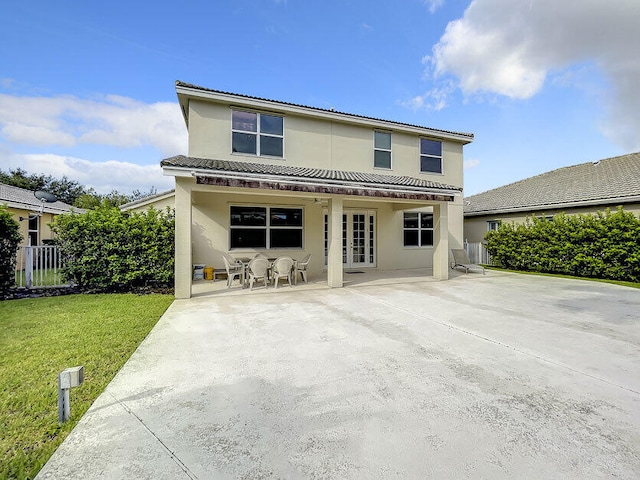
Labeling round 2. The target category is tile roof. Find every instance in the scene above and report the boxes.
[161,155,461,193]
[0,183,80,214]
[175,81,474,142]
[464,152,640,216]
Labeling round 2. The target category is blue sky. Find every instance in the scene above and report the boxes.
[1,0,638,196]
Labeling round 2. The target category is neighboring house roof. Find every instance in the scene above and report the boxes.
[162,155,462,201]
[175,81,474,144]
[119,189,175,211]
[464,152,640,216]
[0,183,81,215]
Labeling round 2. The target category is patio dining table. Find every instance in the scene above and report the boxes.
[237,256,299,288]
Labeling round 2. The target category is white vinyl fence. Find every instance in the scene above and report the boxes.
[464,241,491,265]
[14,245,68,288]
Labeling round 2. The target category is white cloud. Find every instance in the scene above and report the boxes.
[0,93,187,155]
[464,158,480,170]
[426,0,640,151]
[3,153,174,195]
[424,0,444,14]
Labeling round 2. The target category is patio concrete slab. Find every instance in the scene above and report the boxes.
[37,271,640,479]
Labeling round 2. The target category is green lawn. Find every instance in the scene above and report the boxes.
[484,266,640,289]
[0,294,174,479]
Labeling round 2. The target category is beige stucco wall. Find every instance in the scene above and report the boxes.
[464,202,640,244]
[186,100,464,190]
[187,186,445,276]
[122,195,175,214]
[5,206,56,245]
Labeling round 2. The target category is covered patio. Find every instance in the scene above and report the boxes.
[163,156,464,299]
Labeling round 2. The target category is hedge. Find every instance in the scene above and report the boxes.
[51,206,175,292]
[0,205,22,295]
[485,207,640,282]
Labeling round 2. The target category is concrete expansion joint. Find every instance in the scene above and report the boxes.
[346,289,640,397]
[108,392,198,479]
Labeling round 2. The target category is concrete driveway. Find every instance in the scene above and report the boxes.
[37,271,640,479]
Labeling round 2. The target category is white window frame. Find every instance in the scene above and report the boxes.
[419,138,443,175]
[231,109,284,158]
[27,214,39,246]
[403,212,434,248]
[487,220,500,231]
[373,130,392,169]
[229,205,303,250]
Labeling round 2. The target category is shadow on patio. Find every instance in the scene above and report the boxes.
[190,268,470,298]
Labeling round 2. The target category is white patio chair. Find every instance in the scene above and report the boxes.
[221,253,244,288]
[293,253,311,284]
[271,256,294,289]
[451,248,485,275]
[247,257,269,290]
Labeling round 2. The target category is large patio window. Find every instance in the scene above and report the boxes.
[230,206,302,249]
[232,110,284,157]
[403,212,433,247]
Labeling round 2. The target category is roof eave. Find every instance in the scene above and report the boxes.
[464,195,640,217]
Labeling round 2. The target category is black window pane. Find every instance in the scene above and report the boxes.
[374,150,391,168]
[374,131,391,150]
[404,230,419,246]
[421,230,433,246]
[420,156,442,173]
[270,208,302,226]
[260,135,283,157]
[403,213,418,229]
[270,229,302,248]
[420,213,433,229]
[232,132,257,154]
[420,139,442,156]
[261,114,283,135]
[232,110,257,132]
[230,206,266,226]
[230,228,266,248]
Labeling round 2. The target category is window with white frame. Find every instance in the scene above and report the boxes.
[374,131,392,169]
[403,212,433,247]
[28,214,39,246]
[232,110,284,157]
[487,220,500,231]
[230,206,302,249]
[420,138,442,174]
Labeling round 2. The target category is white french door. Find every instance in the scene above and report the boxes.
[325,210,376,268]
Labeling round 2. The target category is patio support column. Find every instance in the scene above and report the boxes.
[174,179,193,299]
[327,196,343,288]
[433,201,449,280]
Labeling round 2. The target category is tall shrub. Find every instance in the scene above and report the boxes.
[0,205,22,295]
[485,207,640,282]
[51,205,175,292]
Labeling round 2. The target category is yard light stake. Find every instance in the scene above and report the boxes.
[58,366,84,423]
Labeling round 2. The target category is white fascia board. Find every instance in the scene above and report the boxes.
[175,85,473,144]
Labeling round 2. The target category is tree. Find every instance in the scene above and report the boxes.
[0,168,86,205]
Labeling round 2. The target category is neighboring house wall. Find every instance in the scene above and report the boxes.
[464,203,640,244]
[4,207,56,245]
[1,183,82,246]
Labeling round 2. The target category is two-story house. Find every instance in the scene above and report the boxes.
[161,81,474,298]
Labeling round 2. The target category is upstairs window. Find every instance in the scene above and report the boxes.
[232,110,284,157]
[374,131,392,169]
[403,212,433,247]
[420,139,442,174]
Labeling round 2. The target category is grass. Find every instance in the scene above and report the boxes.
[484,265,640,289]
[14,269,66,288]
[0,294,174,480]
